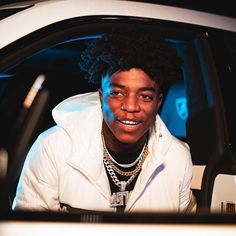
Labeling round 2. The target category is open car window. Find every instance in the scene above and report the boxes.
[0,17,235,214]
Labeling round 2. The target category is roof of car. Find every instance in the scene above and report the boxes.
[0,0,236,49]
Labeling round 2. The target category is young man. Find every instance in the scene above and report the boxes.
[12,29,194,213]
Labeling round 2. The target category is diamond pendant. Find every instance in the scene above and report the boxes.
[110,191,129,207]
[110,181,129,207]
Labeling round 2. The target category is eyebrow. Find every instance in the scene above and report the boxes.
[139,87,157,93]
[111,82,125,89]
[111,82,157,93]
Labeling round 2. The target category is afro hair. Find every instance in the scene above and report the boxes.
[79,28,183,92]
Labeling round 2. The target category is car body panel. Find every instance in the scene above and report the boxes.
[0,0,236,49]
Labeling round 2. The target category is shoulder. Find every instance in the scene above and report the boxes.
[156,115,191,163]
[30,125,72,163]
[170,136,190,156]
[39,125,71,144]
[166,136,192,172]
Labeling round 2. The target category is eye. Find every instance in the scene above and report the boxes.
[109,90,124,97]
[140,94,153,101]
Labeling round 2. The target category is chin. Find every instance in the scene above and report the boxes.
[115,133,142,145]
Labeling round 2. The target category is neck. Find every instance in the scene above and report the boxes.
[102,122,147,153]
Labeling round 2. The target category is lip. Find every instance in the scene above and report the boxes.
[116,118,142,132]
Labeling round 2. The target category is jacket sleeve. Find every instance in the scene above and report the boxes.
[12,132,61,211]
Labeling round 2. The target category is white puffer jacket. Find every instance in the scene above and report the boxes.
[13,91,193,213]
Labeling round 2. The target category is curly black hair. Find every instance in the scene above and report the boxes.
[79,28,183,92]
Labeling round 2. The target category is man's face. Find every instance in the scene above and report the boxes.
[99,68,162,144]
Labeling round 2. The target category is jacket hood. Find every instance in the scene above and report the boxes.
[52,91,103,136]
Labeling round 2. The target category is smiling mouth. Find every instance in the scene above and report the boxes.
[117,119,141,126]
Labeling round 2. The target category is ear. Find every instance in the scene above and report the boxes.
[99,88,103,103]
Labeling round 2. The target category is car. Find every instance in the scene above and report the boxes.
[0,0,236,232]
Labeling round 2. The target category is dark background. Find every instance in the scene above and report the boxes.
[134,0,236,18]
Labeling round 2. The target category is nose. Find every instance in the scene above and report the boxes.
[121,95,140,112]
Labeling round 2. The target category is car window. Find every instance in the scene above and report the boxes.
[0,18,235,212]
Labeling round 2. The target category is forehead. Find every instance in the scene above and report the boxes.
[102,68,158,91]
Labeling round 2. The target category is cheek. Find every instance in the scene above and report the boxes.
[143,106,158,124]
[147,112,157,124]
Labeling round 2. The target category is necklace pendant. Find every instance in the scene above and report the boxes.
[110,191,129,207]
